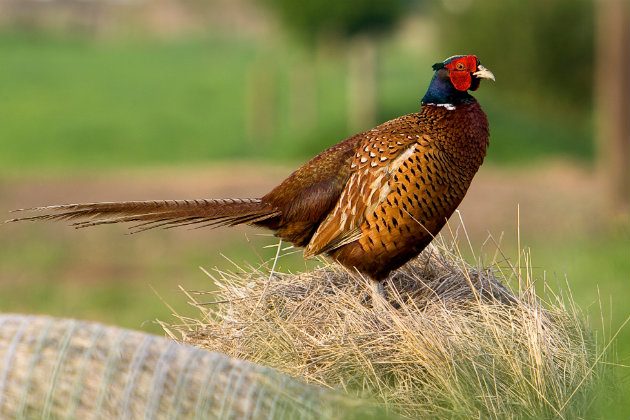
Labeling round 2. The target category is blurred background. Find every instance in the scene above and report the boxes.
[0,0,628,415]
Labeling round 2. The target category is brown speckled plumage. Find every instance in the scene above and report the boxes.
[309,103,489,280]
[8,55,493,283]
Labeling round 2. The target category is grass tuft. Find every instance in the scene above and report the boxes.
[165,239,605,419]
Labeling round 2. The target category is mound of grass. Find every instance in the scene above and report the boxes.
[166,242,604,419]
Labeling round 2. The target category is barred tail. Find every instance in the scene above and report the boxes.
[6,198,280,233]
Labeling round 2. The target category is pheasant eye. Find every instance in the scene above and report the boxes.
[455,62,465,71]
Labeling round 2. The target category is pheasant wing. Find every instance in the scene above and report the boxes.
[304,134,418,257]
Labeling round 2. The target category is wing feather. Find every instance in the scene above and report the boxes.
[304,139,418,257]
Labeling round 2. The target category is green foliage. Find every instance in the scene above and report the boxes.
[0,33,594,174]
[435,0,594,112]
[263,0,408,42]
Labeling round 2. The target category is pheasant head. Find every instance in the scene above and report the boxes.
[421,55,495,107]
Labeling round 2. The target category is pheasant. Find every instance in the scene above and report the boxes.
[9,55,494,293]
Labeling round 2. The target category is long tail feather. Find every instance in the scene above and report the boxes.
[6,199,280,233]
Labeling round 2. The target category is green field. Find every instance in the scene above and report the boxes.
[0,32,592,174]
[0,32,627,418]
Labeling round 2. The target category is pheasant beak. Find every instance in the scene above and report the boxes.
[473,65,495,81]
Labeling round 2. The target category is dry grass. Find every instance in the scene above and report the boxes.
[166,236,604,419]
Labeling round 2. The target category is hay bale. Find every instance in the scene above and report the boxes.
[0,314,373,419]
[169,245,601,419]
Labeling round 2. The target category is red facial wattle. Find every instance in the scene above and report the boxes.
[445,55,478,91]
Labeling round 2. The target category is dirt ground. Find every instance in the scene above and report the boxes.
[1,160,605,241]
[0,160,613,293]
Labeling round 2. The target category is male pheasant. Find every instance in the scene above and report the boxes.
[9,55,494,291]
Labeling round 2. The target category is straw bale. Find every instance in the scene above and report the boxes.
[0,314,371,419]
